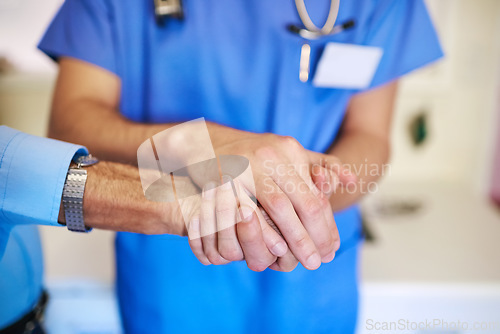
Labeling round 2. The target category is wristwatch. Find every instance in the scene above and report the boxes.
[62,154,99,232]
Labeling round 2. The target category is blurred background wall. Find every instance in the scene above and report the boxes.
[1,0,499,332]
[2,0,498,282]
[0,0,116,283]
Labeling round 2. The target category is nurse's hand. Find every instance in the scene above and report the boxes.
[184,164,347,272]
[208,130,342,270]
[268,163,351,271]
[169,124,351,270]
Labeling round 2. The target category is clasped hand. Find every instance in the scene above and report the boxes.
[178,132,355,272]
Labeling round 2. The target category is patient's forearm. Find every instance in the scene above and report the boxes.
[58,161,187,236]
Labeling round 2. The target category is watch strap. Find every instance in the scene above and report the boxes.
[62,168,91,232]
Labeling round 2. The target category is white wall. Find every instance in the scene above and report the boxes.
[0,0,499,283]
[0,0,62,72]
[0,0,116,282]
[387,0,500,194]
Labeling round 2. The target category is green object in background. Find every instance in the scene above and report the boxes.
[409,112,428,146]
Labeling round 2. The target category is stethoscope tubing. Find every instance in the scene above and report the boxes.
[294,0,341,35]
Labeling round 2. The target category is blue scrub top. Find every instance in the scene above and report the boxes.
[39,1,443,333]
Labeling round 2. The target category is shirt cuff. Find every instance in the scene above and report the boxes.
[0,128,88,227]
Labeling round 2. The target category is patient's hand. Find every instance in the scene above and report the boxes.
[184,159,350,272]
[184,177,287,271]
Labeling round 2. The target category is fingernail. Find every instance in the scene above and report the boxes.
[202,181,217,199]
[321,250,336,263]
[271,242,288,257]
[239,205,254,222]
[305,253,321,270]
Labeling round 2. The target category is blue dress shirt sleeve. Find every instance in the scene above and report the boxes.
[0,126,88,257]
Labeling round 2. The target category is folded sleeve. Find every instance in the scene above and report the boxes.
[362,0,444,90]
[0,126,88,237]
[38,0,118,75]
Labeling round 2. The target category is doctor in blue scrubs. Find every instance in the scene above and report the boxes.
[38,0,443,333]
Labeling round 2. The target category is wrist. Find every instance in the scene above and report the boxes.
[83,161,187,236]
[152,201,188,237]
[207,122,258,151]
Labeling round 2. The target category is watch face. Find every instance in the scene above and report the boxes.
[74,154,100,167]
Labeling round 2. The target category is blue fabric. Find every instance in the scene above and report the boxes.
[0,126,87,328]
[38,0,443,333]
[116,208,362,334]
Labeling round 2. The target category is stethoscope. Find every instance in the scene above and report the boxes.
[154,0,352,37]
[291,0,343,39]
[154,0,355,81]
[288,0,356,81]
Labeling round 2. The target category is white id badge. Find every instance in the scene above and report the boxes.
[313,42,383,89]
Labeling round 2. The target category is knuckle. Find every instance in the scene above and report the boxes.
[303,197,322,217]
[240,235,260,248]
[266,193,289,213]
[237,226,260,244]
[281,136,301,149]
[332,232,340,242]
[316,238,334,254]
[334,238,341,251]
[294,233,312,252]
[219,246,243,262]
[206,252,225,265]
[248,262,268,272]
[217,182,234,195]
[198,257,211,266]
[282,262,298,272]
[247,252,275,272]
[200,205,215,221]
[254,146,277,160]
[332,234,340,246]
[276,256,299,272]
[216,204,234,217]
